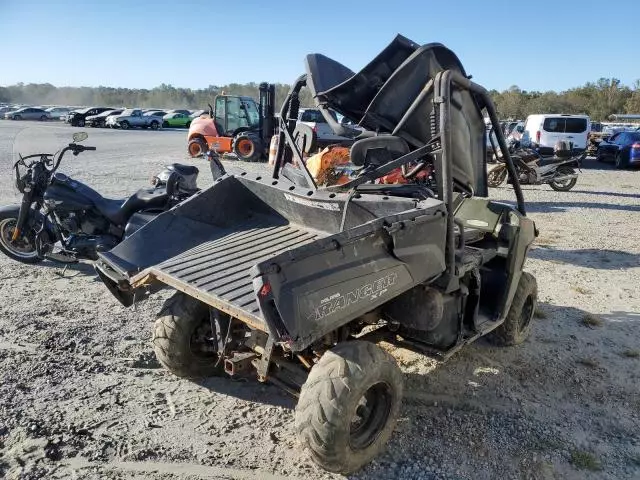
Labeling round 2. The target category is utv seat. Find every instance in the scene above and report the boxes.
[170,164,199,177]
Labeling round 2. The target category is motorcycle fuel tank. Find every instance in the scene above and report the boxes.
[43,173,102,211]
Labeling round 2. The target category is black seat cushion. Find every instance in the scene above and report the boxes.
[95,188,168,226]
[169,164,199,176]
[350,135,409,167]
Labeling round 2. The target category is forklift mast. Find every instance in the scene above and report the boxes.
[259,83,276,142]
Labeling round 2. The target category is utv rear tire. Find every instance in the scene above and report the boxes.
[295,341,403,474]
[232,132,262,162]
[153,292,223,379]
[188,137,208,157]
[488,272,537,346]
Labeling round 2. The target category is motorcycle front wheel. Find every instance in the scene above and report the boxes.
[549,166,577,192]
[487,166,508,187]
[0,214,42,264]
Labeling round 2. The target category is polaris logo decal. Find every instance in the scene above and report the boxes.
[283,193,340,211]
[307,273,398,322]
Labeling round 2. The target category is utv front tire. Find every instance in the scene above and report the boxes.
[153,292,223,379]
[489,272,537,346]
[295,341,403,474]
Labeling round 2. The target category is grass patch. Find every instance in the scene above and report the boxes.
[570,450,602,471]
[576,358,599,368]
[534,308,548,319]
[622,349,640,358]
[582,313,603,328]
[571,285,593,295]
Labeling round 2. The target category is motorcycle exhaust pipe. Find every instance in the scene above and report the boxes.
[553,173,578,181]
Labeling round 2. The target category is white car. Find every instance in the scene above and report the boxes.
[521,114,590,155]
[45,107,71,120]
[298,108,360,146]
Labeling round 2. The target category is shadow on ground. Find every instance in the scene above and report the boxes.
[529,246,640,269]
[569,189,640,199]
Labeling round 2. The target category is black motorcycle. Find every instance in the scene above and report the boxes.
[487,141,583,191]
[0,132,199,264]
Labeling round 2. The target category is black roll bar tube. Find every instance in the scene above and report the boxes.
[272,75,318,189]
[441,70,526,216]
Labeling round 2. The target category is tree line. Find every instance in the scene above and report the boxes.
[490,78,640,121]
[1,78,639,121]
[0,82,314,112]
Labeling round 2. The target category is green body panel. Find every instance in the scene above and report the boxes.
[164,114,191,127]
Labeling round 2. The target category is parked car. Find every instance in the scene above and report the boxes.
[521,114,590,155]
[189,109,206,118]
[298,108,356,146]
[67,107,113,127]
[508,122,525,142]
[45,107,70,120]
[106,109,163,130]
[85,109,123,127]
[163,112,192,128]
[0,106,16,117]
[596,130,640,168]
[4,107,48,121]
[144,111,167,118]
[165,109,191,116]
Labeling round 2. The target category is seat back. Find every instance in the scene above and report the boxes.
[307,38,488,197]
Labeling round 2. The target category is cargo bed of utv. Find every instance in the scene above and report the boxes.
[97,173,455,350]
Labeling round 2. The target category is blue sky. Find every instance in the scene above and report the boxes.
[1,0,638,92]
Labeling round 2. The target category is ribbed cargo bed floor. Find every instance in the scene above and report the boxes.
[150,223,319,327]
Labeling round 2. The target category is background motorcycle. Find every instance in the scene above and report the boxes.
[0,132,199,264]
[487,139,583,191]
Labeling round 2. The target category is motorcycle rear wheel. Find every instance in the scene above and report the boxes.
[549,167,577,191]
[487,166,508,187]
[0,215,42,264]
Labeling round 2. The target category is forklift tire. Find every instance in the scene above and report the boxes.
[232,132,262,162]
[188,137,208,157]
[153,292,223,379]
[295,341,403,474]
[488,272,537,346]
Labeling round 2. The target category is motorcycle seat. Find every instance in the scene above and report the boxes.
[170,164,199,177]
[94,188,169,226]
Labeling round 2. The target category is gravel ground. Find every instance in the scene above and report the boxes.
[0,121,638,480]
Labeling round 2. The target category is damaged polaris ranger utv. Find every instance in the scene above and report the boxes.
[95,35,537,474]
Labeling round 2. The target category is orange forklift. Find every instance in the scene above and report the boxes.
[187,83,276,162]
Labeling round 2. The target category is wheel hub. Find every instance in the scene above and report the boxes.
[0,219,37,258]
[519,295,535,331]
[349,382,393,450]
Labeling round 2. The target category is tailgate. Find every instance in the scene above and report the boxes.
[139,223,319,330]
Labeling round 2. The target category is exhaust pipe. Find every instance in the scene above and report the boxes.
[552,173,578,181]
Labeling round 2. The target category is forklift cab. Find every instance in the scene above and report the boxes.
[213,95,261,136]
